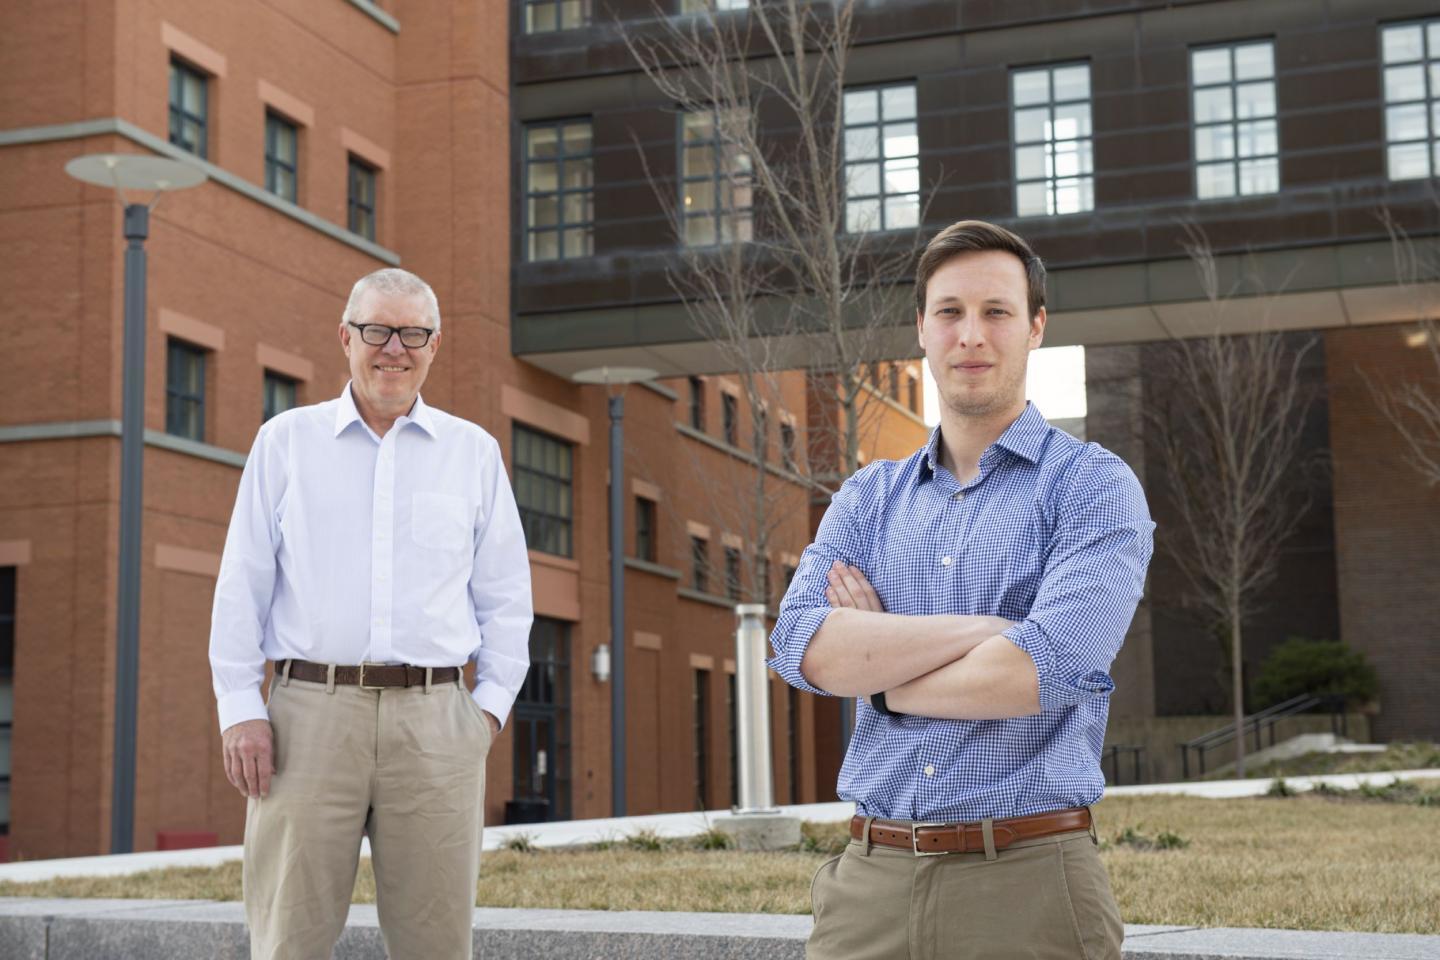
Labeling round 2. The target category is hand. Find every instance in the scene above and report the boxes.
[222,719,274,799]
[825,561,885,612]
[482,710,501,738]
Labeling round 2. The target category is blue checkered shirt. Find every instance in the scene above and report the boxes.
[769,403,1154,821]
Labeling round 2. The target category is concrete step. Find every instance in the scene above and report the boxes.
[2,899,1437,959]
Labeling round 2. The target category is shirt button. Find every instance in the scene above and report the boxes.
[952,490,965,501]
[940,556,953,567]
[924,765,935,777]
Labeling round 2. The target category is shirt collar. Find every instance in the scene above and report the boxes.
[921,401,1051,476]
[333,382,438,440]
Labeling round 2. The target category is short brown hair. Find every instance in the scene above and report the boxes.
[914,220,1046,318]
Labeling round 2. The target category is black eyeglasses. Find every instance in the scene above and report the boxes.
[347,321,436,348]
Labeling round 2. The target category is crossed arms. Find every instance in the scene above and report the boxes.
[802,561,1039,720]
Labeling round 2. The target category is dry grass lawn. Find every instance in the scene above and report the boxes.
[2,786,1437,933]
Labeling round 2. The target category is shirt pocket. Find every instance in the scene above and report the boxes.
[411,491,471,553]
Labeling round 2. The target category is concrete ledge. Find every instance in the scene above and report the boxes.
[2,900,1437,959]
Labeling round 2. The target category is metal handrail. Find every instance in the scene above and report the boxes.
[1177,693,1347,778]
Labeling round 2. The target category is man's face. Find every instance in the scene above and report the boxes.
[339,289,440,415]
[917,250,1045,419]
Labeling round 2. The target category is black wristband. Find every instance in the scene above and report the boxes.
[868,691,897,717]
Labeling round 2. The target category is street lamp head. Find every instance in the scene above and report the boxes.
[571,366,658,386]
[65,153,206,196]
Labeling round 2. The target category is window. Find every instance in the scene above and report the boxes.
[347,156,378,241]
[722,393,738,446]
[888,365,900,400]
[264,112,299,203]
[842,83,919,233]
[262,371,298,422]
[693,669,710,808]
[1012,63,1094,217]
[907,373,919,414]
[166,339,206,441]
[724,546,741,601]
[727,672,738,807]
[689,376,706,430]
[524,120,593,261]
[514,424,574,557]
[1191,41,1278,198]
[168,59,208,158]
[691,536,709,592]
[681,0,748,11]
[780,422,797,471]
[681,109,753,246]
[524,0,590,33]
[1381,19,1440,180]
[0,567,14,835]
[754,407,767,460]
[513,617,572,820]
[635,496,657,563]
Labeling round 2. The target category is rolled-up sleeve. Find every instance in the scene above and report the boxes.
[1003,448,1155,712]
[468,435,534,728]
[209,425,284,733]
[768,472,874,696]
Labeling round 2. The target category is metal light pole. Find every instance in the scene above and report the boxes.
[733,603,777,813]
[572,366,655,818]
[65,154,205,853]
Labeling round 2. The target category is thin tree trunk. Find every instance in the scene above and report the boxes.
[1230,599,1246,778]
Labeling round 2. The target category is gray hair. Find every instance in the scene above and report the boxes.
[341,268,441,331]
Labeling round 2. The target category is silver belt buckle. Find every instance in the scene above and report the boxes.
[359,661,387,690]
[910,821,950,857]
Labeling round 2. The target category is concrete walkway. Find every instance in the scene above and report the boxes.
[1,899,1437,959]
[0,767,1434,884]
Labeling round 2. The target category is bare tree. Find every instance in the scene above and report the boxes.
[1149,226,1319,777]
[1363,210,1440,487]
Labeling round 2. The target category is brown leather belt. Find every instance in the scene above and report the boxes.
[850,807,1092,856]
[280,659,461,689]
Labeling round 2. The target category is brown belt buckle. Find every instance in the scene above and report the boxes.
[359,661,388,690]
[910,822,949,857]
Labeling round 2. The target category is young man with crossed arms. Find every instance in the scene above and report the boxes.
[770,221,1154,959]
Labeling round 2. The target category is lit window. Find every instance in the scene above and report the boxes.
[525,120,594,261]
[1191,41,1279,198]
[842,84,919,233]
[1012,64,1094,216]
[1381,19,1440,180]
[681,109,753,246]
[523,0,590,33]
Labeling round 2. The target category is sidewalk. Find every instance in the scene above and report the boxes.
[1,899,1437,959]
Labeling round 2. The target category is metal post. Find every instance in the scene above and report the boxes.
[839,697,855,757]
[608,392,626,818]
[111,203,149,854]
[734,604,777,813]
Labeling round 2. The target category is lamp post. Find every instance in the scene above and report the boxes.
[65,153,205,853]
[572,365,656,819]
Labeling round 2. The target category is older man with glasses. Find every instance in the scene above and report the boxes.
[209,268,533,959]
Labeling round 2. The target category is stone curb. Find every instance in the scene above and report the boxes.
[2,899,1436,959]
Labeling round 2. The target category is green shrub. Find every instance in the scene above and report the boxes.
[1267,778,1296,798]
[1252,637,1378,710]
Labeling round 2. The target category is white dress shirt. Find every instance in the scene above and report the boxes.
[208,384,533,733]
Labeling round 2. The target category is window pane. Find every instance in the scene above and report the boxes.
[843,89,878,125]
[1052,65,1090,102]
[1014,107,1048,143]
[1235,81,1275,119]
[562,160,592,190]
[685,214,716,245]
[1015,144,1046,180]
[1193,87,1232,123]
[846,197,879,233]
[528,161,558,192]
[562,193,590,224]
[1196,162,1236,198]
[562,228,591,258]
[1051,102,1091,139]
[1016,180,1048,216]
[1192,48,1231,85]
[882,122,918,158]
[684,112,714,141]
[562,122,591,154]
[683,145,715,177]
[1233,43,1273,81]
[885,194,919,229]
[1385,65,1426,103]
[1382,25,1424,64]
[884,157,919,195]
[847,161,880,196]
[1430,22,1440,57]
[881,85,916,121]
[1237,157,1278,195]
[844,127,880,161]
[530,230,560,260]
[1388,141,1431,180]
[1052,139,1085,177]
[1012,70,1049,106]
[529,195,558,227]
[1236,119,1277,158]
[528,125,559,159]
[560,0,584,28]
[1195,124,1235,161]
[684,178,715,213]
[1053,177,1088,215]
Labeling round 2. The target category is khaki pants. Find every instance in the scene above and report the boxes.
[808,827,1123,960]
[243,674,493,960]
